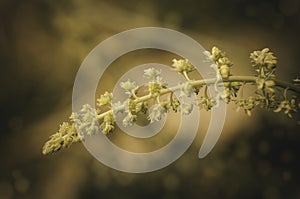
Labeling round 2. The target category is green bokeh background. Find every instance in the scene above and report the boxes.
[1,0,300,198]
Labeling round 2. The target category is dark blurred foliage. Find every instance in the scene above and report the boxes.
[154,0,300,29]
[79,113,300,199]
[0,0,300,198]
[0,0,75,136]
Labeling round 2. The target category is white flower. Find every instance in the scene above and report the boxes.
[144,67,166,87]
[204,47,225,62]
[112,101,124,114]
[144,68,161,80]
[120,79,138,95]
[122,112,137,127]
[172,59,195,73]
[148,104,167,123]
[203,51,213,61]
[97,92,113,106]
[181,103,193,115]
[70,104,99,136]
[210,64,222,80]
[180,82,194,97]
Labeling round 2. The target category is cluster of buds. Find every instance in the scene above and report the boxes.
[42,122,80,155]
[250,48,277,72]
[145,68,165,96]
[250,48,276,89]
[204,47,233,79]
[250,48,277,109]
[172,59,195,75]
[235,97,257,116]
[274,99,298,118]
[223,82,241,103]
[204,47,238,103]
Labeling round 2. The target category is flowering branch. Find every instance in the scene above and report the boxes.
[42,47,300,155]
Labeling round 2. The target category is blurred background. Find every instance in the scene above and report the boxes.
[1,0,300,198]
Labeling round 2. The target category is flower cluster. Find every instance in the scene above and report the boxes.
[42,122,80,155]
[204,47,233,79]
[144,67,162,82]
[179,82,194,97]
[121,99,137,127]
[235,97,257,116]
[97,91,113,106]
[70,104,99,137]
[148,103,168,122]
[250,48,277,109]
[204,47,239,104]
[144,68,165,96]
[198,96,216,111]
[250,48,277,71]
[122,111,137,127]
[274,99,297,118]
[42,46,300,155]
[172,59,195,74]
[120,79,138,97]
